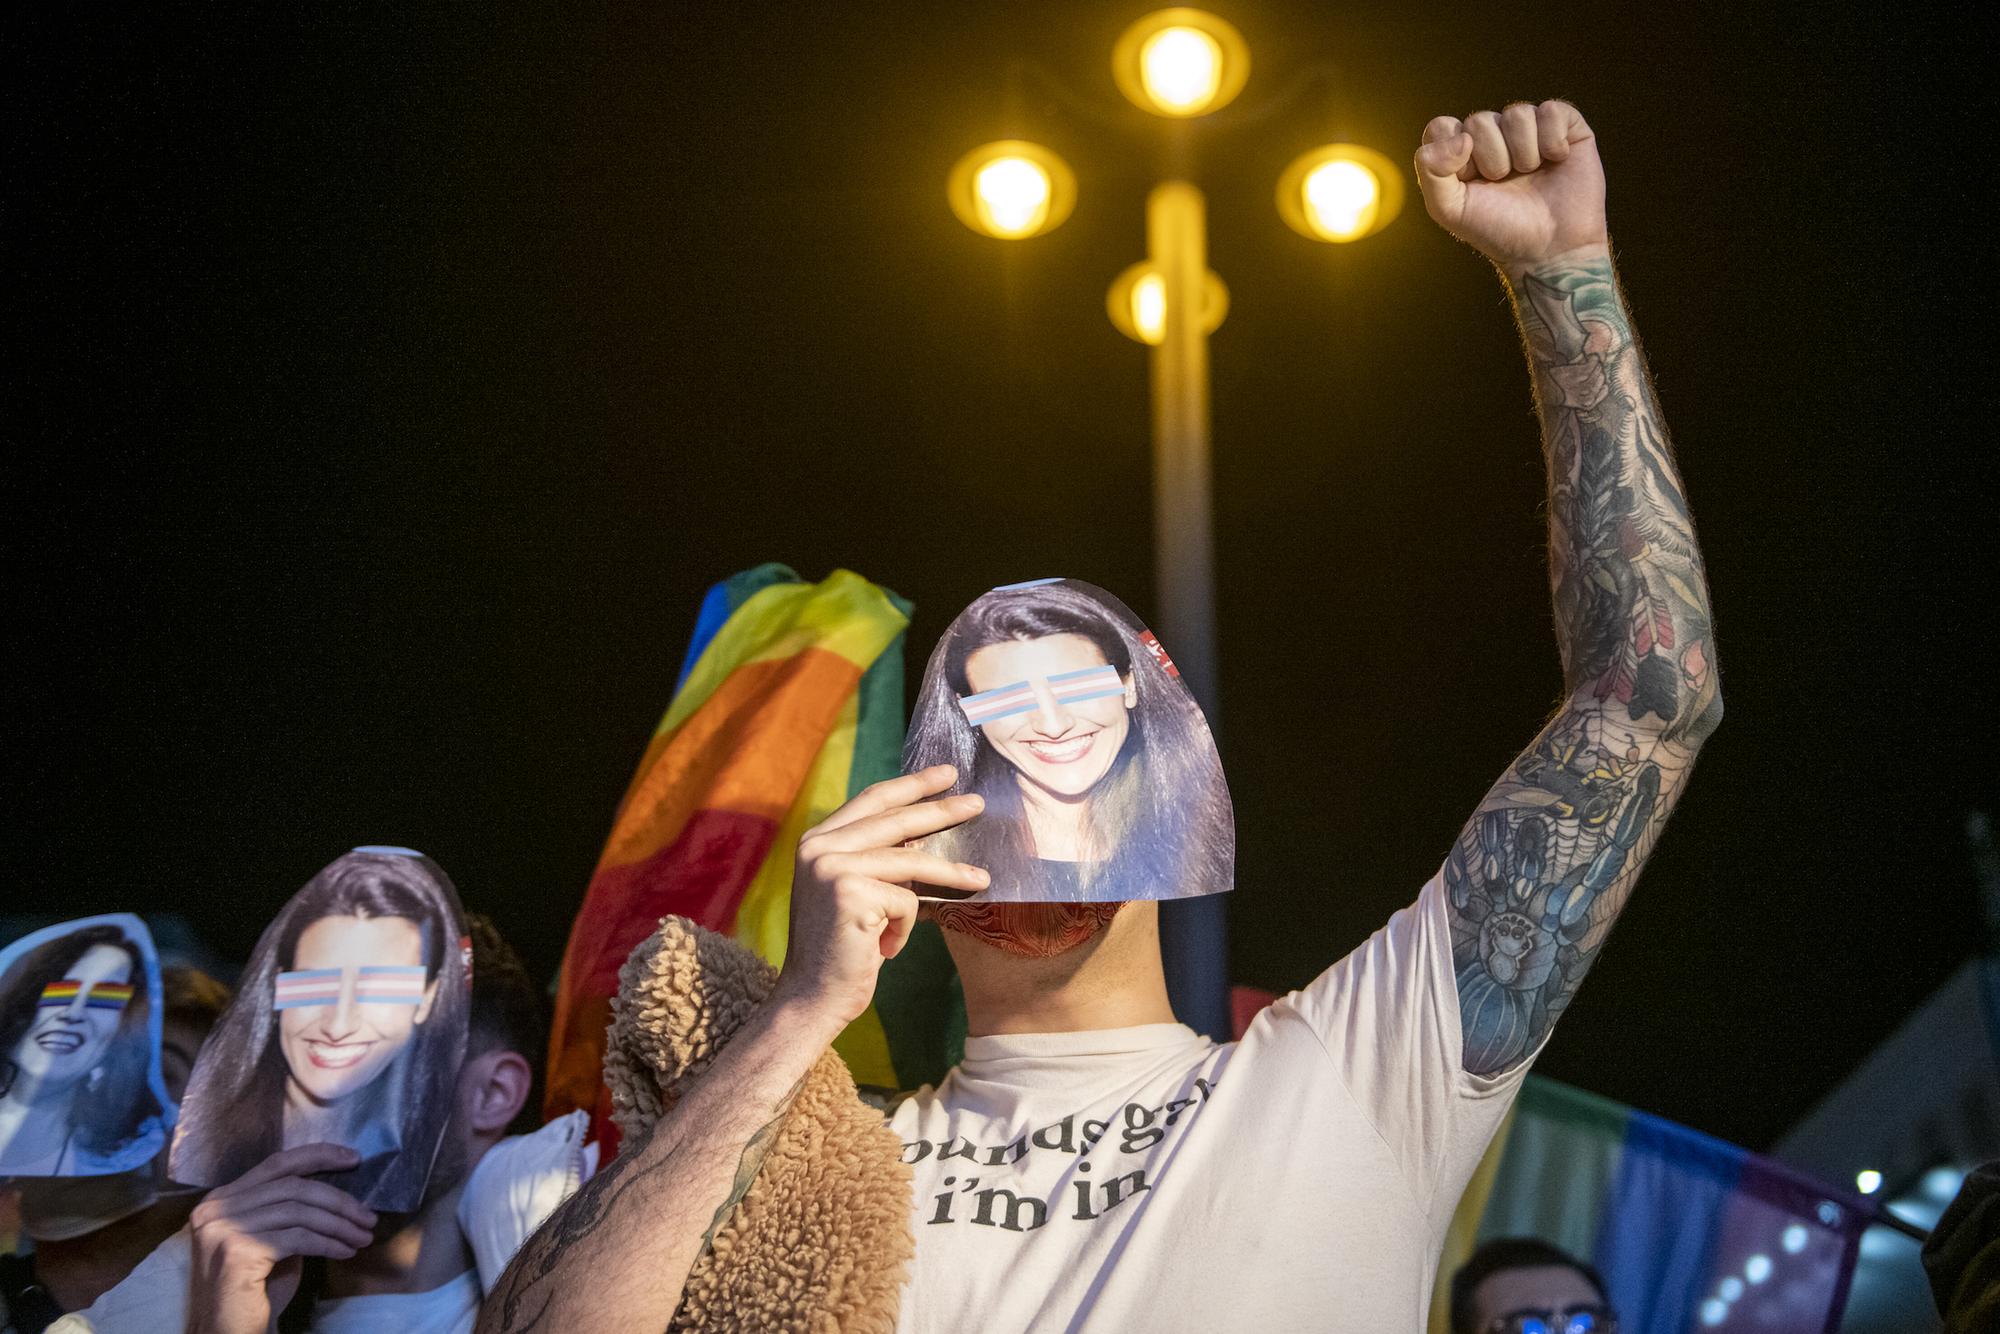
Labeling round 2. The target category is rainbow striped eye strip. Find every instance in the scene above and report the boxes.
[274,966,428,1009]
[957,665,1125,727]
[38,981,134,1010]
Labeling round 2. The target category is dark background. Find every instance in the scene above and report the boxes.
[6,3,1991,1152]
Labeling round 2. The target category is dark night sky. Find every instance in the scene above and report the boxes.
[6,3,1992,1152]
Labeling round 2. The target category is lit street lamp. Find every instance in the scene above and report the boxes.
[1110,8,1250,119]
[946,140,1078,241]
[1276,142,1404,243]
[947,9,1401,1040]
[1105,257,1228,346]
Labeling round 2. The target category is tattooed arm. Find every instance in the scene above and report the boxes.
[475,766,984,1331]
[472,1003,826,1333]
[1414,102,1722,1074]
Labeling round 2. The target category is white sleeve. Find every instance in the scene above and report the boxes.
[60,1224,192,1334]
[456,1110,596,1293]
[1263,874,1536,1209]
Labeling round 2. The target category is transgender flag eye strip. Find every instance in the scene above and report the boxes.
[38,981,134,1011]
[275,965,428,1009]
[274,969,344,1010]
[354,966,428,1003]
[958,665,1125,726]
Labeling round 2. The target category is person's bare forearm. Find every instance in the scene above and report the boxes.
[1507,245,1720,741]
[1434,246,1724,1073]
[474,998,838,1333]
[477,768,979,1329]
[1413,98,1727,1074]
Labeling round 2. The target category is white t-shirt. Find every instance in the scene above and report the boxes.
[53,1112,595,1334]
[54,1226,479,1334]
[887,875,1534,1332]
[313,1272,479,1334]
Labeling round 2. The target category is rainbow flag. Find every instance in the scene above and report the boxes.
[547,565,966,1155]
[1432,1077,1873,1334]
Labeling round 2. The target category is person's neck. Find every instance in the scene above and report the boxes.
[283,1076,342,1131]
[34,1194,202,1313]
[1018,779,1090,861]
[950,902,1177,1035]
[0,1078,79,1168]
[322,1174,474,1300]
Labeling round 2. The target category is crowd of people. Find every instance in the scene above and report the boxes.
[0,876,586,1334]
[0,873,1988,1332]
[3,94,1993,1333]
[0,862,1687,1334]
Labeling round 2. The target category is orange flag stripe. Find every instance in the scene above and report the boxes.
[595,648,862,870]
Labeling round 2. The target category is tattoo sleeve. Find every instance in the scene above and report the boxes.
[1446,253,1722,1076]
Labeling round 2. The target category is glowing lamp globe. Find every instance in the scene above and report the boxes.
[1277,143,1405,243]
[1106,260,1230,345]
[1112,9,1250,119]
[947,141,1078,240]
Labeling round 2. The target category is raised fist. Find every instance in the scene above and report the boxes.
[1414,100,1607,271]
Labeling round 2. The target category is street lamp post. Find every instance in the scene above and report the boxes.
[1145,177,1231,1040]
[1146,178,1216,728]
[946,8,1402,1041]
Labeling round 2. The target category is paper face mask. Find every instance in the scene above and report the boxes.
[170,847,470,1211]
[0,914,174,1178]
[902,578,1234,903]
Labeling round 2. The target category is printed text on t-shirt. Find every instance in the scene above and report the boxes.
[900,1077,1217,1234]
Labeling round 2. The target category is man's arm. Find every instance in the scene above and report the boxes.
[1415,102,1722,1075]
[475,767,988,1332]
[472,1002,827,1333]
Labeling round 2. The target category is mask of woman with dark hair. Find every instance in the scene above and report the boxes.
[275,910,440,1153]
[960,631,1140,862]
[172,849,470,1212]
[908,580,1234,957]
[909,580,1232,907]
[0,925,159,1177]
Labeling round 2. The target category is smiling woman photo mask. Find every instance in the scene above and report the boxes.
[0,914,172,1178]
[902,578,1233,905]
[169,847,470,1211]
